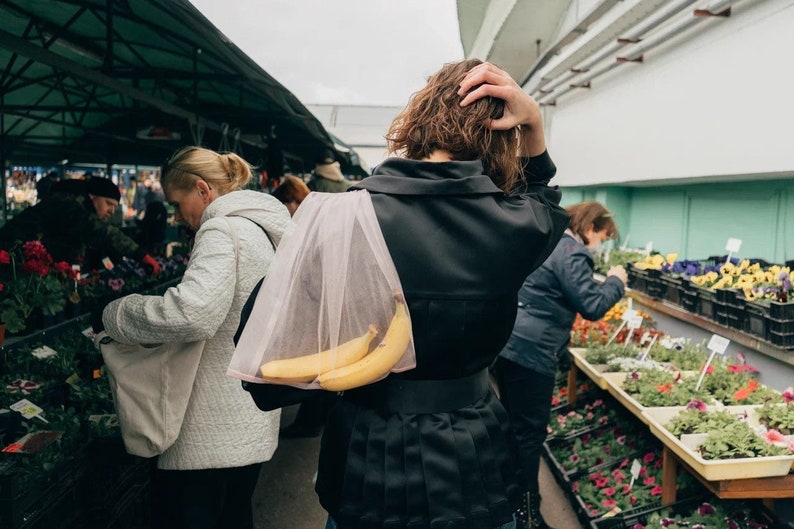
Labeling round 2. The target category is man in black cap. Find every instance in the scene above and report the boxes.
[0,177,160,275]
[307,149,351,193]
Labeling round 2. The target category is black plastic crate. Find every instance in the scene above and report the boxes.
[590,497,794,529]
[769,301,794,320]
[626,264,647,293]
[744,300,770,339]
[768,330,794,349]
[15,480,80,529]
[767,317,794,335]
[679,281,699,313]
[695,287,716,320]
[660,276,683,306]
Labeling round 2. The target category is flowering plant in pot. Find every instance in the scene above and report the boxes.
[632,500,778,529]
[757,388,794,435]
[547,398,616,439]
[0,241,68,334]
[572,451,665,518]
[552,422,653,476]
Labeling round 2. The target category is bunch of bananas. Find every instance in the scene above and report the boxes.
[259,294,412,391]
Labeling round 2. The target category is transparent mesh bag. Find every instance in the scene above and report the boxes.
[228,190,415,391]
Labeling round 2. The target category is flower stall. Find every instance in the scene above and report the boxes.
[548,297,794,528]
[0,239,188,528]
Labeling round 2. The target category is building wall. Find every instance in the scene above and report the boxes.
[547,0,794,187]
[560,178,793,263]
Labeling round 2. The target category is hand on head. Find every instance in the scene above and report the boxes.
[457,62,542,131]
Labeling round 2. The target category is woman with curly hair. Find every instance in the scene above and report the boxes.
[244,60,569,529]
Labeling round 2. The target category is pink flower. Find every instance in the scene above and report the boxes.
[782,387,794,403]
[616,435,626,445]
[619,459,629,469]
[765,430,786,444]
[603,487,616,497]
[572,482,579,492]
[630,495,637,505]
[650,485,663,496]
[0,250,9,264]
[697,502,715,515]
[602,499,616,508]
[595,478,609,488]
[622,484,631,494]
[643,452,655,463]
[642,476,655,486]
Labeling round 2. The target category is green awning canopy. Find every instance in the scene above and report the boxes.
[0,0,337,169]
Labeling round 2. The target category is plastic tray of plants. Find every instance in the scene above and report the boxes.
[590,495,794,529]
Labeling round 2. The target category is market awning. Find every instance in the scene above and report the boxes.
[0,0,337,168]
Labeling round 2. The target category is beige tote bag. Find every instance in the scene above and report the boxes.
[95,332,203,458]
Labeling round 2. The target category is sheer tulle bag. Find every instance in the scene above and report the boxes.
[228,190,415,391]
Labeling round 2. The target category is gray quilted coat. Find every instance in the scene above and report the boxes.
[103,190,291,470]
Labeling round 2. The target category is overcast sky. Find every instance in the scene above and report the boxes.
[189,0,464,107]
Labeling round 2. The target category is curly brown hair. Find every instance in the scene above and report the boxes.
[385,59,523,193]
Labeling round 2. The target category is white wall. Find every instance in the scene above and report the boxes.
[546,0,794,186]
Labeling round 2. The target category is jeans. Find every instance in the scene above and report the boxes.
[325,516,516,529]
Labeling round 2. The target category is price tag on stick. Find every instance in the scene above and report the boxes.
[695,334,730,391]
[628,458,642,490]
[638,334,658,362]
[725,238,742,264]
[10,399,48,423]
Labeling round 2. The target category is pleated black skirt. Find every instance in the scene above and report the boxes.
[315,389,522,529]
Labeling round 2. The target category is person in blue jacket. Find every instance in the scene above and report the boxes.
[495,200,627,528]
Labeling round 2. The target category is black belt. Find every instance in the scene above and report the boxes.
[342,369,490,414]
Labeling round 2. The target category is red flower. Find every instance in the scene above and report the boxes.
[650,485,663,496]
[621,484,631,494]
[643,452,655,463]
[595,478,609,488]
[630,495,638,505]
[0,283,4,292]
[642,476,655,486]
[603,487,616,497]
[699,364,715,374]
[54,261,72,275]
[0,250,9,264]
[602,499,617,508]
[656,383,673,394]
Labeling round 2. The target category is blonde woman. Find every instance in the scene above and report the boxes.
[101,146,290,529]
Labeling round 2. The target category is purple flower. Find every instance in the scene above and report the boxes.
[778,270,789,281]
[570,454,580,463]
[108,278,125,291]
[686,399,707,411]
[697,503,715,515]
[616,435,626,445]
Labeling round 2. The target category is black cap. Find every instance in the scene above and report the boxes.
[86,177,121,201]
[317,148,336,164]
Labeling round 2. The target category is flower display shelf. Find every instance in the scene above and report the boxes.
[570,348,609,390]
[642,406,794,481]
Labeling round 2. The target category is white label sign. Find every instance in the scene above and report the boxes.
[627,315,644,329]
[10,399,48,422]
[621,309,638,322]
[707,334,730,356]
[628,458,642,489]
[645,241,654,254]
[725,238,742,254]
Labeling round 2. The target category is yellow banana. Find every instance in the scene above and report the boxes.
[318,294,412,391]
[260,324,378,382]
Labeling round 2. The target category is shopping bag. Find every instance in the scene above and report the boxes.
[228,189,415,391]
[95,332,203,458]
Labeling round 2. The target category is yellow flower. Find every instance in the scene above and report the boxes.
[705,271,719,282]
[666,253,679,265]
[738,259,750,271]
[747,263,761,273]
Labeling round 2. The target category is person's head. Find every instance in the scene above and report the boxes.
[272,175,310,216]
[565,201,618,248]
[385,58,523,192]
[86,177,121,220]
[161,146,252,230]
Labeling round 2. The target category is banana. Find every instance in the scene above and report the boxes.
[317,294,412,391]
[259,324,378,382]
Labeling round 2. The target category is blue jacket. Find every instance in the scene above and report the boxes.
[499,234,625,377]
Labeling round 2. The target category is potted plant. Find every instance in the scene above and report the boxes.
[0,241,68,335]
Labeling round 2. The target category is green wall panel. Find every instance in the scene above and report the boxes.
[562,179,793,263]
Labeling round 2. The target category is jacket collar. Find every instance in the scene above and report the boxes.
[352,157,504,196]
